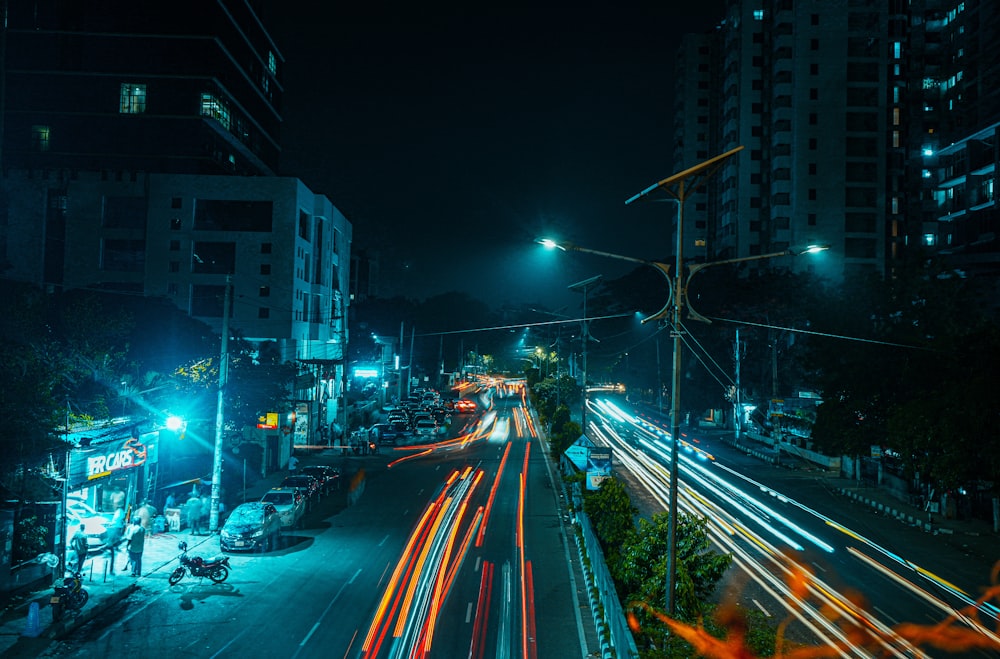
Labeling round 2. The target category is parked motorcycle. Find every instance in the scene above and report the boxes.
[168,541,231,586]
[51,571,89,621]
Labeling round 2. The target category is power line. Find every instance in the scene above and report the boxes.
[415,312,635,337]
[707,316,933,350]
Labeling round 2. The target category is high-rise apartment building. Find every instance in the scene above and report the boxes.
[2,0,281,176]
[674,0,999,288]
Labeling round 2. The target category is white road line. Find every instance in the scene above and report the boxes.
[752,598,772,617]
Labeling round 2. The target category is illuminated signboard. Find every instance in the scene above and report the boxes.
[87,438,147,480]
[353,367,380,378]
[257,412,279,429]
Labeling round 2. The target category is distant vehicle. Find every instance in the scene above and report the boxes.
[260,487,306,529]
[220,502,282,552]
[414,419,439,436]
[301,465,341,494]
[454,399,478,414]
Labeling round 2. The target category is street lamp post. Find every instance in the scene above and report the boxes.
[568,274,602,438]
[540,145,829,620]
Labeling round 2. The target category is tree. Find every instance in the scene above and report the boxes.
[617,512,733,653]
[582,477,637,568]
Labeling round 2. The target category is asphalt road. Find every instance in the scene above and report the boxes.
[45,388,592,659]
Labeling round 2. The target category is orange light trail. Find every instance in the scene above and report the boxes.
[394,497,451,638]
[362,502,438,656]
[470,560,494,659]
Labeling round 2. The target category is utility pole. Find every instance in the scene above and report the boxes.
[734,327,741,443]
[209,275,231,533]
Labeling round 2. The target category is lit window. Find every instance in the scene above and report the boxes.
[267,51,277,75]
[119,83,147,114]
[892,131,900,148]
[31,125,50,152]
[200,92,231,130]
[922,147,934,157]
[922,169,932,178]
[923,233,936,246]
[893,42,901,59]
[753,9,764,20]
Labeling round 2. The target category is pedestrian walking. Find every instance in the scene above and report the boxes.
[123,518,146,576]
[70,523,88,573]
[186,493,203,535]
[288,454,299,474]
[105,506,126,562]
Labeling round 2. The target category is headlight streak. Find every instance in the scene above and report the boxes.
[848,547,1000,648]
[592,406,925,657]
[393,468,481,657]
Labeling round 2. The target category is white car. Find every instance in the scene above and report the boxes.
[259,487,306,529]
[414,419,439,436]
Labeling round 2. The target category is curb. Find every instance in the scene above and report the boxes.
[836,487,934,532]
[49,582,139,639]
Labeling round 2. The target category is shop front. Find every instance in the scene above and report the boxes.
[63,431,159,564]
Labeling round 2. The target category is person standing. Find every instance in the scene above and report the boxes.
[69,523,89,574]
[123,518,146,577]
[288,454,299,474]
[186,493,203,535]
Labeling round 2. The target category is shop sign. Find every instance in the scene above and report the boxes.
[87,437,148,480]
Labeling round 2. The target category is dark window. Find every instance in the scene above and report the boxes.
[169,240,180,251]
[261,242,272,254]
[845,237,877,258]
[194,199,273,232]
[808,163,817,175]
[808,213,817,226]
[811,13,819,26]
[810,38,819,50]
[101,239,145,271]
[171,197,183,209]
[258,307,270,319]
[298,211,311,241]
[809,88,818,100]
[809,113,818,125]
[169,261,180,273]
[260,263,271,275]
[102,196,146,228]
[167,283,178,295]
[845,212,877,232]
[808,189,817,201]
[192,285,227,317]
[259,285,270,297]
[810,63,818,75]
[809,138,817,150]
[192,242,236,274]
[170,218,182,230]
[750,197,762,208]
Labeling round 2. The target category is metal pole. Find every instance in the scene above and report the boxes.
[209,275,231,533]
[734,327,741,443]
[666,181,685,618]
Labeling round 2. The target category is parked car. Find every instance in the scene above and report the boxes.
[282,474,321,503]
[65,498,113,551]
[259,487,306,529]
[220,502,282,552]
[301,465,341,494]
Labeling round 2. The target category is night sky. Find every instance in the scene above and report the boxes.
[263,1,725,310]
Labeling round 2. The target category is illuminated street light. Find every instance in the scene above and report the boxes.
[544,146,829,621]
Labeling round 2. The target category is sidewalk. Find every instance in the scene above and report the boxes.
[0,464,295,657]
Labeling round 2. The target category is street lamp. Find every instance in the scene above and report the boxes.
[568,274,602,438]
[541,146,829,620]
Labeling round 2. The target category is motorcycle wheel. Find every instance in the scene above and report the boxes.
[208,565,229,583]
[168,567,185,586]
[71,589,89,610]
